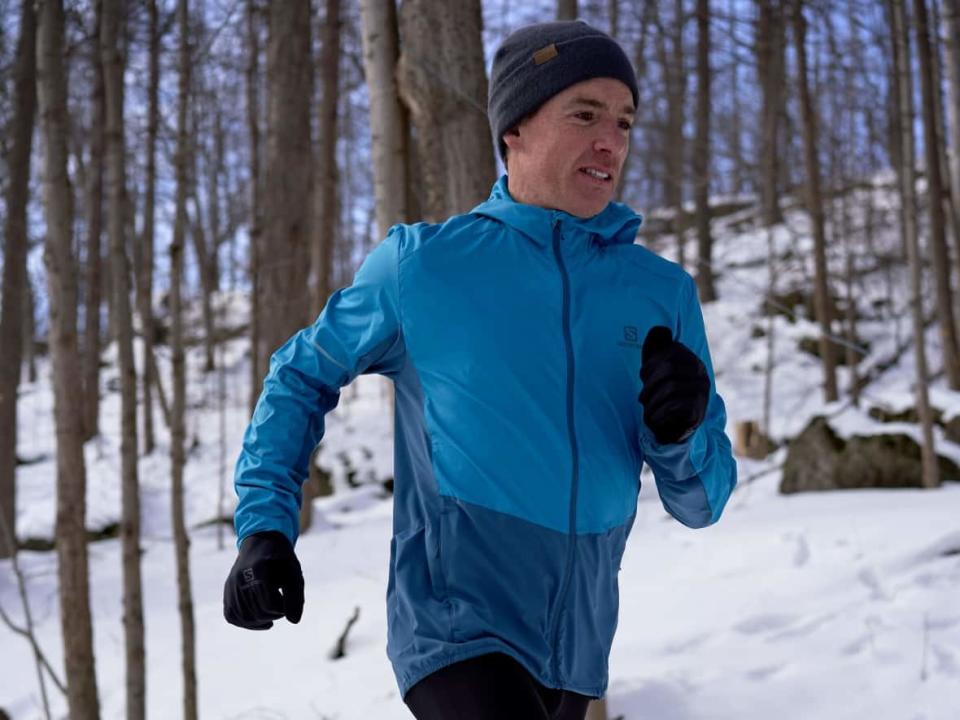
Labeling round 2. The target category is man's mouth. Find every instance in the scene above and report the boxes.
[580,167,612,182]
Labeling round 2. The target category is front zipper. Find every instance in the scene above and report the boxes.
[548,218,580,684]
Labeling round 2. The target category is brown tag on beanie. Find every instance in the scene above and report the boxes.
[533,43,558,65]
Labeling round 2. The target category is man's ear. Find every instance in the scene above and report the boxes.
[502,125,522,153]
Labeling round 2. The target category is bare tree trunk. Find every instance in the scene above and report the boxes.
[359,0,412,239]
[930,0,960,290]
[206,106,227,344]
[0,502,61,720]
[658,0,687,266]
[915,0,960,389]
[557,0,577,20]
[82,0,105,442]
[246,0,263,414]
[312,0,342,319]
[891,0,939,489]
[617,0,655,203]
[838,23,860,405]
[138,0,160,454]
[299,0,344,535]
[944,0,960,247]
[173,1,198,717]
[217,332,227,549]
[756,0,786,226]
[609,0,618,36]
[841,202,860,405]
[0,0,37,560]
[188,53,220,376]
[397,0,495,221]
[335,91,353,291]
[101,0,146,715]
[725,0,745,196]
[206,108,225,291]
[23,273,38,383]
[258,0,313,382]
[36,0,102,716]
[150,349,171,428]
[790,0,838,403]
[693,0,715,302]
[762,224,777,437]
[189,187,217,372]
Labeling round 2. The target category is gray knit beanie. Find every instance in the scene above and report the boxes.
[488,21,639,160]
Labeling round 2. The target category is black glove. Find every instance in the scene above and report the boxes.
[639,326,710,445]
[223,531,304,630]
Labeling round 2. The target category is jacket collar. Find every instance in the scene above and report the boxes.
[470,175,643,247]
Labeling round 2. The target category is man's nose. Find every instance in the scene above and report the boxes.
[593,120,628,157]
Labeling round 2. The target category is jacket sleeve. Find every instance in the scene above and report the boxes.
[639,276,737,528]
[233,228,405,547]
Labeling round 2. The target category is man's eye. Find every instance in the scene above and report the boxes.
[619,120,633,131]
[575,111,594,121]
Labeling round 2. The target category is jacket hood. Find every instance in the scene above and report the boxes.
[471,175,643,247]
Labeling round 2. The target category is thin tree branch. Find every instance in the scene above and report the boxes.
[0,504,66,709]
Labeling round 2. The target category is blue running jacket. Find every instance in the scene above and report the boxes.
[234,177,737,698]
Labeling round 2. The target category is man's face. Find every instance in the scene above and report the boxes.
[503,77,635,218]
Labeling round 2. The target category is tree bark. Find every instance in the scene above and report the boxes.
[359,0,412,239]
[101,0,147,715]
[891,0,939,489]
[944,0,960,248]
[756,0,786,226]
[658,0,687,266]
[172,1,198,717]
[397,0,495,222]
[36,0,102,716]
[189,177,217,372]
[762,225,777,438]
[693,0,715,302]
[790,0,838,403]
[312,0,342,319]
[725,0,745,195]
[838,6,860,404]
[205,107,225,291]
[23,272,37,383]
[82,0,105,442]
[246,0,263,413]
[929,0,960,284]
[617,0,655,203]
[914,0,960,389]
[257,0,313,383]
[138,0,160,454]
[0,0,37,560]
[187,44,221,375]
[557,0,577,20]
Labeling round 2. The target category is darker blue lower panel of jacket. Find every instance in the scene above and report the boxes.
[385,494,634,698]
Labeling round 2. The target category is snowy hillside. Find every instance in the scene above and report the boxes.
[2,182,960,719]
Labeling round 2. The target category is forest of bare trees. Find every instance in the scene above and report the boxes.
[2,0,960,717]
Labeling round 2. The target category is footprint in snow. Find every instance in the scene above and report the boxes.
[913,530,960,564]
[932,644,958,677]
[745,664,784,681]
[841,634,870,656]
[781,531,810,567]
[661,632,711,654]
[733,613,795,635]
[768,612,835,642]
[794,534,810,567]
[857,566,891,601]
[926,614,960,631]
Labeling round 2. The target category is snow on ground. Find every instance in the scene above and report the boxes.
[3,187,960,718]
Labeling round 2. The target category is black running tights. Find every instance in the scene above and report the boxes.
[403,652,593,720]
